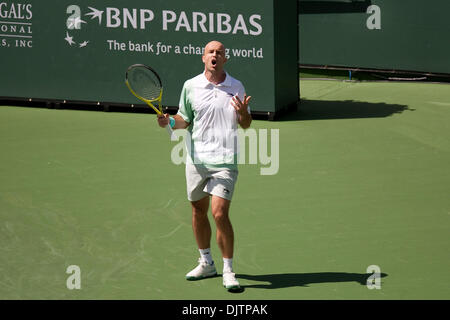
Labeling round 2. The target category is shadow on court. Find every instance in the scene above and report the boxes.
[237,272,388,290]
[276,99,411,121]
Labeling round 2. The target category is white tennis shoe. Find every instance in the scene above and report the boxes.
[186,259,217,280]
[223,271,240,290]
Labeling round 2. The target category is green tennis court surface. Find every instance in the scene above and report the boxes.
[1,80,449,299]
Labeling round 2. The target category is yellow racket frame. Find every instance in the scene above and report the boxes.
[125,79,164,116]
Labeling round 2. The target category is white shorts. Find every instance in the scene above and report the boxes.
[185,162,238,202]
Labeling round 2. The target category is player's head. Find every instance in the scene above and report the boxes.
[202,41,227,73]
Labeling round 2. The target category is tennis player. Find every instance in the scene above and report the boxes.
[157,40,251,290]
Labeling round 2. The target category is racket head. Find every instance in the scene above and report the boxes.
[125,64,163,113]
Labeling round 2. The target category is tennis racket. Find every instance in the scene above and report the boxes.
[125,64,173,136]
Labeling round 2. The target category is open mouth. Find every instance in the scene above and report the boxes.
[212,59,217,66]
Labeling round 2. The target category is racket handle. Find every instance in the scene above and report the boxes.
[165,124,174,139]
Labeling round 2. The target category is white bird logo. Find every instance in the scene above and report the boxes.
[67,16,87,29]
[85,7,103,25]
[64,32,75,46]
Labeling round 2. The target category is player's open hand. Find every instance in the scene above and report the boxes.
[231,94,252,116]
[157,113,170,128]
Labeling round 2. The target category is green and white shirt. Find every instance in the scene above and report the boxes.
[177,72,248,169]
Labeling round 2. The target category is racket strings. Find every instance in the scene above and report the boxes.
[128,67,162,101]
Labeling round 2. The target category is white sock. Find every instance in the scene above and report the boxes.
[223,258,233,273]
[199,248,213,265]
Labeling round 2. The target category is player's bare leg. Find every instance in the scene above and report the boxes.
[186,196,217,280]
[211,196,234,259]
[211,195,240,290]
[191,196,211,250]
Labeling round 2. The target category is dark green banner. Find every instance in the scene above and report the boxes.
[299,0,450,74]
[0,1,299,114]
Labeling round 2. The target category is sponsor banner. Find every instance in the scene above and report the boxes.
[0,0,298,113]
[0,2,33,48]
